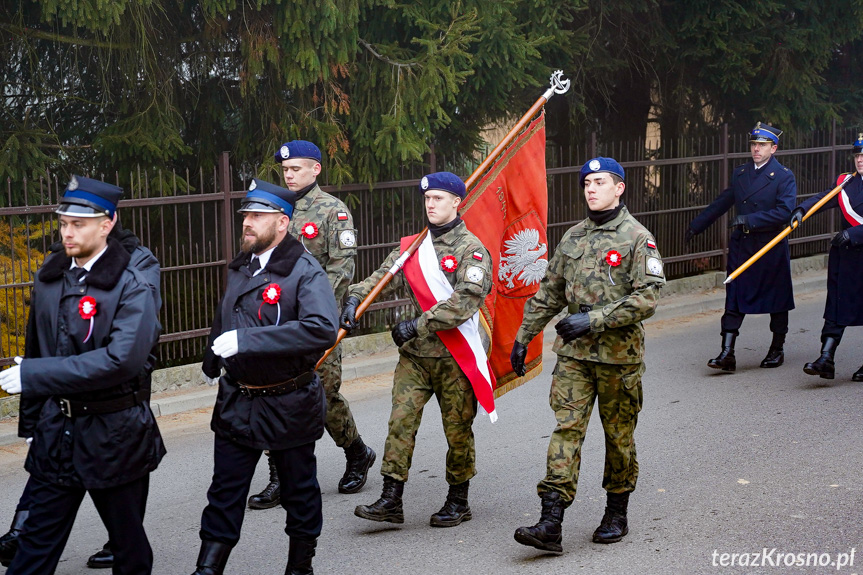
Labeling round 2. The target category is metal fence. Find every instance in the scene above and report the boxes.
[0,122,852,370]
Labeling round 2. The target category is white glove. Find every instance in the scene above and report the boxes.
[0,357,23,395]
[211,331,239,358]
[25,437,32,446]
[202,370,219,387]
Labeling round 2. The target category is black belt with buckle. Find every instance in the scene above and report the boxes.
[237,371,315,398]
[568,303,595,314]
[58,389,148,418]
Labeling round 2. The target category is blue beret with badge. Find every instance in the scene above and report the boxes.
[419,171,466,199]
[238,179,296,218]
[579,157,625,187]
[853,133,863,155]
[749,122,782,144]
[273,140,322,163]
[56,175,123,218]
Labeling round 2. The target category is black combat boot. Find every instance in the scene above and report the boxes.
[592,492,630,544]
[429,481,471,527]
[0,510,28,567]
[707,332,737,371]
[803,337,838,379]
[285,537,316,575]
[190,540,231,575]
[513,491,565,553]
[338,437,376,494]
[760,333,785,368]
[853,365,863,382]
[354,476,404,523]
[248,452,281,509]
[86,541,113,569]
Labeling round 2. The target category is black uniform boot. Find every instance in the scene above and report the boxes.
[429,481,471,527]
[248,452,281,509]
[853,365,863,382]
[354,476,404,523]
[513,491,565,553]
[0,510,28,567]
[338,437,376,494]
[86,541,113,569]
[190,540,231,575]
[285,537,316,575]
[592,492,630,544]
[760,333,785,368]
[803,337,838,379]
[707,332,737,371]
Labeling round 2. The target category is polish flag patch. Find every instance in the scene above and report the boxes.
[472,251,483,261]
[337,212,348,221]
[647,240,657,249]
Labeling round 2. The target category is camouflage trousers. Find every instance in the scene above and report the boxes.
[538,356,644,504]
[381,353,478,485]
[318,345,359,449]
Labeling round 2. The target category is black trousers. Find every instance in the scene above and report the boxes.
[721,309,789,336]
[200,435,322,546]
[821,319,847,342]
[7,474,151,575]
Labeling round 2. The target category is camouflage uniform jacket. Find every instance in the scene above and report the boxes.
[517,206,665,364]
[348,221,492,358]
[287,184,357,302]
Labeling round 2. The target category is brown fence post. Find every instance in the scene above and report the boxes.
[720,123,729,271]
[589,132,597,159]
[429,143,437,173]
[219,151,232,287]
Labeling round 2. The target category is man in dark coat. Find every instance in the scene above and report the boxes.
[0,176,164,575]
[190,179,338,575]
[0,221,161,570]
[687,123,797,370]
[790,134,863,381]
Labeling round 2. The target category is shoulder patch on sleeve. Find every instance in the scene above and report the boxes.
[647,238,657,250]
[646,257,664,278]
[465,266,485,285]
[338,229,356,248]
[337,211,349,221]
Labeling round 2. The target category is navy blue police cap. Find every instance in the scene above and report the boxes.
[853,133,863,155]
[56,175,123,218]
[749,122,782,144]
[273,140,322,163]
[419,171,466,199]
[238,179,296,218]
[579,157,625,187]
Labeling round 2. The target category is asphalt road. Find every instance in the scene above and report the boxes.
[1,289,861,575]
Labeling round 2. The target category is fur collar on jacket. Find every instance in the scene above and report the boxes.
[38,237,132,290]
[228,232,306,277]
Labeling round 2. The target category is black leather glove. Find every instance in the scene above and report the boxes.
[555,312,591,344]
[684,227,697,243]
[789,207,804,229]
[831,229,851,248]
[391,318,419,347]
[510,341,528,377]
[728,215,748,231]
[339,296,361,332]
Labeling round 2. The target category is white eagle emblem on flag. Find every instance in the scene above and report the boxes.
[499,229,548,289]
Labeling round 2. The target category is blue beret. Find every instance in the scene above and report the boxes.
[749,122,781,144]
[274,140,322,163]
[579,157,625,187]
[853,133,863,154]
[419,171,466,199]
[239,179,296,218]
[56,175,123,218]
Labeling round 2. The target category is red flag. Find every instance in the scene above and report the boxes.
[460,112,548,397]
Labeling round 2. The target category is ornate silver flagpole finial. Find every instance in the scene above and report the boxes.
[542,70,571,100]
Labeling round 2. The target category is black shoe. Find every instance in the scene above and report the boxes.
[853,365,863,382]
[430,481,472,527]
[248,453,281,509]
[707,332,736,371]
[592,492,630,544]
[514,491,565,553]
[339,438,376,494]
[760,333,785,368]
[354,476,404,524]
[190,540,231,575]
[285,537,316,575]
[0,510,28,567]
[803,337,838,379]
[86,541,113,569]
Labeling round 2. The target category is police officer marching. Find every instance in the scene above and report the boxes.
[687,123,797,371]
[791,134,863,381]
[0,176,164,574]
[246,140,374,511]
[511,158,665,553]
[191,179,338,575]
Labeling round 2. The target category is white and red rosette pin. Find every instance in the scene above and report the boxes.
[605,250,622,285]
[78,296,97,342]
[301,222,319,239]
[259,283,282,323]
[440,255,458,273]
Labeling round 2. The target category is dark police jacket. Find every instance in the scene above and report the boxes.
[19,238,164,489]
[202,233,338,451]
[690,156,796,314]
[799,173,863,326]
